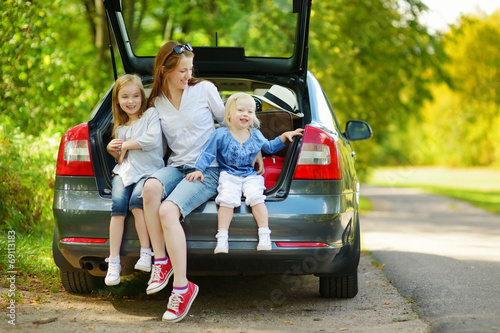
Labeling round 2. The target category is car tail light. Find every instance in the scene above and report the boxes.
[293,125,341,180]
[56,123,94,176]
[275,242,330,248]
[60,237,107,244]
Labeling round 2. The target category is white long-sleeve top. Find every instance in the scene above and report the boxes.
[112,107,165,187]
[153,80,225,167]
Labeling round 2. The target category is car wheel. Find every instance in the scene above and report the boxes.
[53,227,104,294]
[319,271,358,298]
[60,269,104,294]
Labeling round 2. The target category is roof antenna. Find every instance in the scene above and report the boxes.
[215,32,218,47]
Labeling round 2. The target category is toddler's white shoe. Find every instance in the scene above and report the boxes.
[214,230,228,254]
[257,228,272,251]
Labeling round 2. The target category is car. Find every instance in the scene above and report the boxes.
[52,0,372,298]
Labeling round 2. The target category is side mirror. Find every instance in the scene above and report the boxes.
[344,120,372,141]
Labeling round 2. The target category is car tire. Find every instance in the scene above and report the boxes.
[53,227,104,294]
[319,271,358,298]
[60,269,104,294]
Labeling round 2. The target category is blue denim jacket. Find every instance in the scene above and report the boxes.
[194,127,285,177]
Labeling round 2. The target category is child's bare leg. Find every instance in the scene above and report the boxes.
[251,203,268,228]
[109,215,126,258]
[106,215,125,285]
[132,208,154,272]
[131,208,150,249]
[218,206,234,230]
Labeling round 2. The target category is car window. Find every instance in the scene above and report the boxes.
[121,0,298,58]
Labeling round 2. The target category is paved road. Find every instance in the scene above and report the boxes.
[361,185,500,333]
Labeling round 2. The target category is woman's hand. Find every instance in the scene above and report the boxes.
[186,170,204,183]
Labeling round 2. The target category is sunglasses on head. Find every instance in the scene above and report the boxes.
[163,43,194,66]
[173,43,193,54]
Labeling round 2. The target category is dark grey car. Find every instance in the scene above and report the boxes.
[52,0,372,298]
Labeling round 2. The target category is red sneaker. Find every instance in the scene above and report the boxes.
[162,281,199,322]
[146,261,173,295]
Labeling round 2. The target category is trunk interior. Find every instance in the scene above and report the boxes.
[94,78,305,197]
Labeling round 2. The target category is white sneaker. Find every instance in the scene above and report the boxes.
[134,248,153,272]
[214,231,228,254]
[105,257,121,286]
[257,229,272,251]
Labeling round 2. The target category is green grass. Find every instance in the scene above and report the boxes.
[367,167,500,216]
[421,186,500,215]
[359,195,373,215]
[0,229,156,299]
[0,231,61,293]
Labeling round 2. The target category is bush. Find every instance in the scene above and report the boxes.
[0,117,62,292]
[0,117,60,237]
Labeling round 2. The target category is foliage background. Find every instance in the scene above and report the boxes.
[1,0,111,238]
[1,0,499,243]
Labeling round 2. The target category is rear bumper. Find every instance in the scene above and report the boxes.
[54,237,359,278]
[186,234,360,277]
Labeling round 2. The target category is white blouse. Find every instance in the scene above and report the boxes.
[154,80,225,167]
[112,108,165,187]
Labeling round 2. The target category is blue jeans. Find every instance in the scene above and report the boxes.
[148,166,219,217]
[111,175,146,216]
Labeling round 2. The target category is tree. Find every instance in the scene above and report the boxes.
[0,0,114,234]
[419,11,500,167]
[80,0,109,60]
[116,0,295,56]
[308,0,446,170]
[0,0,113,136]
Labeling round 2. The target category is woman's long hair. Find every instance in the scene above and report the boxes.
[148,41,201,108]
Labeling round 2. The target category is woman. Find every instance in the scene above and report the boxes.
[142,40,271,322]
[140,41,224,322]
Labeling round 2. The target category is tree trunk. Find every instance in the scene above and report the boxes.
[95,0,109,60]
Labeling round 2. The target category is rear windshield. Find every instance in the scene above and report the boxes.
[121,0,298,58]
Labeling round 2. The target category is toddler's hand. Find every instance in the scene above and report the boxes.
[282,128,304,142]
[253,152,265,175]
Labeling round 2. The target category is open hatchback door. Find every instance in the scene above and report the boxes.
[103,0,310,79]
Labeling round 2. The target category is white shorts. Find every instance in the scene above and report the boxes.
[215,171,266,208]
